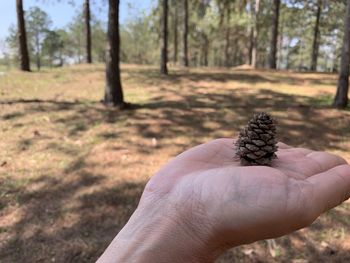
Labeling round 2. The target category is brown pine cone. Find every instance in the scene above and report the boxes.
[235,112,278,166]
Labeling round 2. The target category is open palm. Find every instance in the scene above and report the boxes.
[141,138,350,249]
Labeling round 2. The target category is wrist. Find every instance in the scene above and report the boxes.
[97,198,218,263]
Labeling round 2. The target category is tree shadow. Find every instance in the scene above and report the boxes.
[1,68,350,262]
[122,67,277,86]
[217,204,350,262]
[0,150,145,262]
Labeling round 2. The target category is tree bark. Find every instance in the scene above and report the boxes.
[310,0,322,71]
[160,0,168,74]
[333,0,350,108]
[35,32,41,70]
[224,27,230,67]
[224,9,231,68]
[268,0,280,69]
[248,26,253,65]
[286,37,291,69]
[247,0,253,65]
[173,1,178,64]
[36,51,40,70]
[278,20,283,69]
[84,0,92,64]
[182,0,189,67]
[203,34,209,67]
[104,0,124,106]
[16,0,30,71]
[251,0,260,68]
[298,38,305,70]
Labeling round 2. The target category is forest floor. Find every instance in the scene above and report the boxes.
[1,64,350,263]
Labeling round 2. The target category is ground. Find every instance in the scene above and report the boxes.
[0,64,350,262]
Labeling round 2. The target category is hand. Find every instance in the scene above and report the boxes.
[98,139,350,263]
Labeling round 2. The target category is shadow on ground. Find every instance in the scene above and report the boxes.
[1,69,350,262]
[2,86,348,152]
[0,162,145,262]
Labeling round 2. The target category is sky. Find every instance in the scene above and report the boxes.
[0,0,154,41]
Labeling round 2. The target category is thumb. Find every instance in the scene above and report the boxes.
[307,164,350,214]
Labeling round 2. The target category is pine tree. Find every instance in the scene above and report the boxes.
[268,0,280,69]
[251,0,260,68]
[310,0,322,71]
[333,0,350,108]
[172,0,178,64]
[16,0,30,71]
[104,0,125,107]
[160,0,168,74]
[182,0,189,67]
[84,0,92,63]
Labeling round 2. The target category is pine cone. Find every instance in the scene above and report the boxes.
[235,112,278,166]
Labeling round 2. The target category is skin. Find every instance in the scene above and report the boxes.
[97,139,350,263]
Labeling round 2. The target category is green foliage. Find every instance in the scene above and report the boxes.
[91,21,107,63]
[2,0,347,72]
[42,30,64,67]
[5,25,19,67]
[0,39,11,70]
[65,9,85,63]
[26,6,52,69]
[120,16,159,64]
[278,0,346,71]
[5,6,52,69]
[54,6,107,64]
[5,3,106,68]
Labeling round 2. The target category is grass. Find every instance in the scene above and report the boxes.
[1,64,350,262]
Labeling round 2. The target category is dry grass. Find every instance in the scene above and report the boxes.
[0,64,350,262]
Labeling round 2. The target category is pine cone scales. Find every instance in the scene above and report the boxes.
[235,112,278,166]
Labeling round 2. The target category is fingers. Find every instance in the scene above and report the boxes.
[277,141,319,157]
[277,146,313,157]
[277,142,292,149]
[306,151,348,170]
[293,148,313,155]
[276,148,312,161]
[277,142,313,153]
[276,149,347,178]
[307,164,350,215]
[211,138,235,147]
[302,151,348,177]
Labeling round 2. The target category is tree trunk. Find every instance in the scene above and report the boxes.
[224,27,230,67]
[173,2,178,64]
[298,38,305,70]
[310,0,322,71]
[84,0,92,64]
[35,33,41,70]
[77,32,82,63]
[104,0,124,106]
[182,0,189,67]
[36,52,41,70]
[333,0,350,108]
[16,0,30,71]
[268,0,280,69]
[286,37,291,69]
[59,49,64,67]
[251,0,260,68]
[203,35,209,67]
[247,0,253,65]
[248,26,253,65]
[278,21,283,69]
[160,0,168,74]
